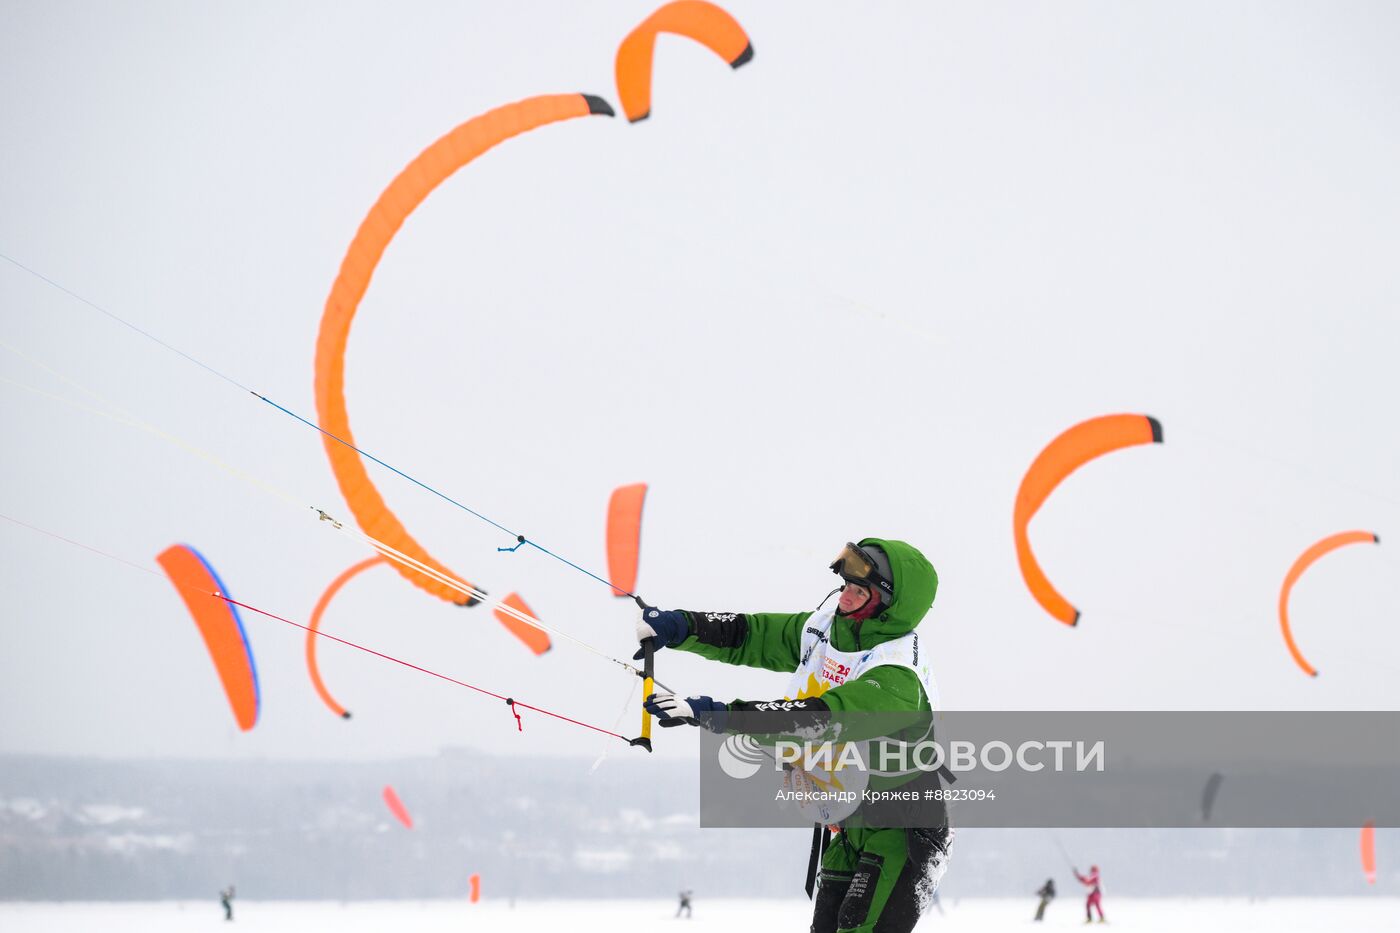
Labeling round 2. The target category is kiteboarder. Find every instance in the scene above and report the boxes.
[1034,877,1055,921]
[676,889,693,918]
[639,539,949,933]
[219,885,235,921]
[1074,866,1104,923]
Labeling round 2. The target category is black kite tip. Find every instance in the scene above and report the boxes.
[582,94,615,117]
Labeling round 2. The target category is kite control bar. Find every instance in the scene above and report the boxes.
[629,594,658,752]
[630,637,656,753]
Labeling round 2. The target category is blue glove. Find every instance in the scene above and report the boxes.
[634,607,690,659]
[645,692,729,732]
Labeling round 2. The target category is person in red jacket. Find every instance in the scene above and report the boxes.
[1074,865,1104,923]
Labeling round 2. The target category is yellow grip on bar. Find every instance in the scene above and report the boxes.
[641,676,654,740]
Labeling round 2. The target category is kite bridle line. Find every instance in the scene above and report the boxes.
[0,511,631,743]
[0,343,677,726]
[0,251,639,602]
[255,390,631,597]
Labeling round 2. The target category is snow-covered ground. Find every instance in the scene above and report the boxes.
[1,898,1397,931]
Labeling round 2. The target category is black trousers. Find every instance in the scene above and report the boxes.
[810,826,949,933]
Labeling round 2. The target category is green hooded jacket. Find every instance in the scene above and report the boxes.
[676,537,938,716]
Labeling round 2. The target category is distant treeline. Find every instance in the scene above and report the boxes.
[0,753,1380,899]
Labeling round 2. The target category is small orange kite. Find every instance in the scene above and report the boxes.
[606,483,648,598]
[615,0,753,122]
[1278,531,1379,677]
[383,785,413,829]
[156,544,260,731]
[1013,414,1163,626]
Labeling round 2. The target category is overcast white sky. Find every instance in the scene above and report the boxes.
[2,1,1398,768]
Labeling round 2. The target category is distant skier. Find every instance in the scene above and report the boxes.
[1074,865,1104,923]
[676,889,693,918]
[1034,878,1055,921]
[638,539,950,933]
[219,885,235,921]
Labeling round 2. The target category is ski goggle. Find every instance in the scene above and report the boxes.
[829,542,892,596]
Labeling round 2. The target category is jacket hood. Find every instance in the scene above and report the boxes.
[851,537,937,643]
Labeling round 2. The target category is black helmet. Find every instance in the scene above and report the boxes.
[830,540,895,607]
